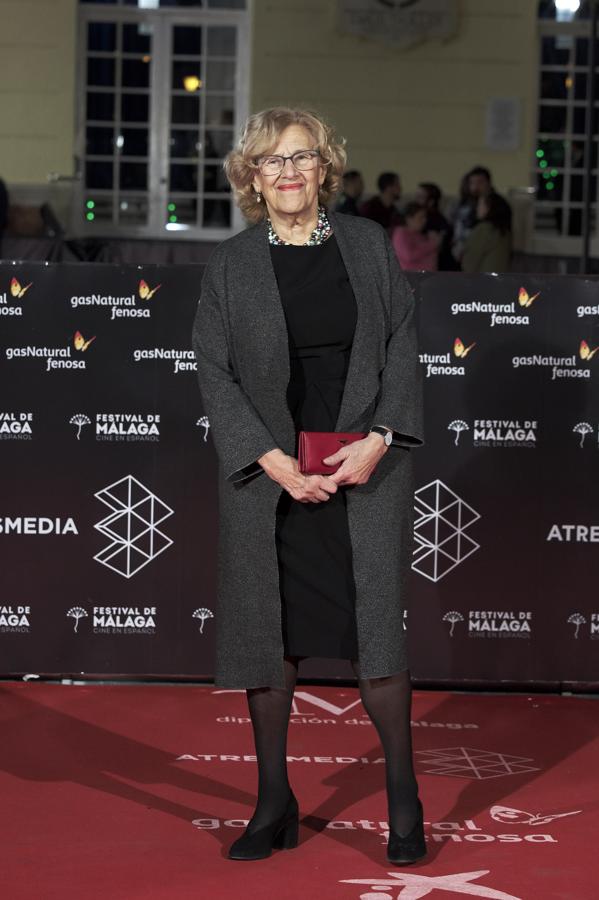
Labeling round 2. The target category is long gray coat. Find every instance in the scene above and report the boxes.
[192,211,423,688]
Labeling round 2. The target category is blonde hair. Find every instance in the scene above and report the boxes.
[223,107,347,224]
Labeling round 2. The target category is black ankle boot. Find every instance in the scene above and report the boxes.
[387,799,426,865]
[228,793,299,861]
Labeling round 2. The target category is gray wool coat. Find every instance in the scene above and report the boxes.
[192,210,423,689]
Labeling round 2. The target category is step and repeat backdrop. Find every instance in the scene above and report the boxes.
[0,263,597,688]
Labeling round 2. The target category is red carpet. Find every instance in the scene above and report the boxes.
[1,683,597,899]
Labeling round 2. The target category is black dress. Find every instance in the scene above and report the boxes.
[270,233,360,660]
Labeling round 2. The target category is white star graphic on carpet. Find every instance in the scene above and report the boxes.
[340,869,521,899]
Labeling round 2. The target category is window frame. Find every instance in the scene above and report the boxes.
[74,2,251,240]
[533,17,599,256]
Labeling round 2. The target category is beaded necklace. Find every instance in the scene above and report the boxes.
[267,205,332,246]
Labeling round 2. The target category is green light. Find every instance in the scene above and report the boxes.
[551,168,558,177]
[86,212,95,221]
[169,214,177,223]
[546,181,555,190]
[536,149,545,158]
[167,202,176,212]
[543,171,551,178]
[86,200,95,210]
[540,160,548,169]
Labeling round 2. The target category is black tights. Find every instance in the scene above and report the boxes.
[244,656,419,836]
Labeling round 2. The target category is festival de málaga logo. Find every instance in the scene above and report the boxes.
[69,277,160,320]
[448,418,537,448]
[0,604,31,633]
[0,276,33,317]
[419,337,476,378]
[572,422,596,447]
[66,605,158,635]
[566,612,599,639]
[449,610,534,638]
[512,339,597,381]
[0,412,33,440]
[450,286,540,327]
[69,411,160,442]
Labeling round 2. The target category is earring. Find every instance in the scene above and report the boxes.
[256,191,262,203]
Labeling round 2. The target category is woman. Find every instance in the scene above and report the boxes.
[192,107,424,866]
[392,201,441,271]
[461,191,512,273]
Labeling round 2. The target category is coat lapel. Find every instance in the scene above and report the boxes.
[328,211,383,431]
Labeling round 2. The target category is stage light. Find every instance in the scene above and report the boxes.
[546,181,555,190]
[86,212,95,221]
[183,75,202,92]
[167,203,176,212]
[86,200,95,209]
[540,160,548,169]
[551,169,558,177]
[169,214,178,223]
[116,135,124,149]
[536,149,545,158]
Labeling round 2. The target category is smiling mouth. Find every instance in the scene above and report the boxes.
[277,183,303,190]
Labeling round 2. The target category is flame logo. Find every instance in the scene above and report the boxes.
[454,337,476,359]
[10,277,33,299]
[73,330,96,352]
[518,287,540,308]
[579,339,599,361]
[138,279,161,300]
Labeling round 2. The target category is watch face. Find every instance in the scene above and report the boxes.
[384,431,393,445]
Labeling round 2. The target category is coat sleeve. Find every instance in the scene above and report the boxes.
[192,253,279,483]
[370,231,425,449]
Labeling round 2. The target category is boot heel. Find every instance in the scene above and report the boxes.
[272,814,299,850]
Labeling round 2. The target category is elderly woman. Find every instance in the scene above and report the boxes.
[192,107,424,865]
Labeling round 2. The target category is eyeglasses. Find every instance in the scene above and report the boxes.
[255,150,320,176]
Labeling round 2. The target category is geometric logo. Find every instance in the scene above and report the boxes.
[94,475,173,578]
[412,479,480,582]
[415,746,539,779]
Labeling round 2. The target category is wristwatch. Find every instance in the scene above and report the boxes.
[370,425,393,446]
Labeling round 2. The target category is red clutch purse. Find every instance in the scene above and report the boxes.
[298,430,367,475]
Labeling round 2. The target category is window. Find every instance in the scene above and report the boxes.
[535,3,598,249]
[76,1,249,238]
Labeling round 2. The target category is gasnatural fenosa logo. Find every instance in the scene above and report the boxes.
[0,276,33,317]
[419,338,476,378]
[450,286,540,328]
[68,278,160,321]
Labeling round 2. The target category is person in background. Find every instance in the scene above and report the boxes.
[415,181,457,271]
[392,201,441,271]
[461,191,512,273]
[359,171,403,233]
[452,166,511,264]
[335,169,364,215]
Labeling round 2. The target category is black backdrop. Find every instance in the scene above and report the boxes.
[1,263,598,689]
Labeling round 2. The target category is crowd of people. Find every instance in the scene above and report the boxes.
[334,166,513,273]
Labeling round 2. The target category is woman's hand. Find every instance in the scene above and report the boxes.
[322,432,389,486]
[258,449,338,503]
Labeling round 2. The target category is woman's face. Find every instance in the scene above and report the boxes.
[251,124,326,219]
[476,195,489,219]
